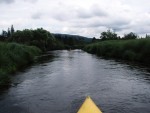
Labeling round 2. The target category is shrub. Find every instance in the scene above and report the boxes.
[84,39,150,66]
[0,42,41,87]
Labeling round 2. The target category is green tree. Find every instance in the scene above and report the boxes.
[92,37,96,42]
[11,25,15,34]
[2,30,7,37]
[123,32,137,40]
[11,28,58,51]
[7,28,11,37]
[146,34,150,38]
[100,30,118,40]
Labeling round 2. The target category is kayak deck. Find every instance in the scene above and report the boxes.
[77,96,103,113]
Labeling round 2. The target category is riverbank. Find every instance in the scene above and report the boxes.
[84,38,150,66]
[0,42,41,88]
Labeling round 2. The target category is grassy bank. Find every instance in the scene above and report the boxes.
[84,39,150,66]
[0,42,41,87]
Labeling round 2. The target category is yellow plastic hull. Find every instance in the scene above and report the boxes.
[77,96,103,113]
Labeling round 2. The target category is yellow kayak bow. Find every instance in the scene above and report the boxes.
[77,96,103,113]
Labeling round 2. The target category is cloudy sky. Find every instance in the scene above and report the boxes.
[0,0,150,38]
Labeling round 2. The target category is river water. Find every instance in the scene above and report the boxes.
[0,50,150,113]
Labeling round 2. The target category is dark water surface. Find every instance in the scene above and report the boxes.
[0,50,150,113]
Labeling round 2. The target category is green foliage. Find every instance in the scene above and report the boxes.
[123,32,137,40]
[92,37,97,43]
[0,42,41,87]
[10,28,64,51]
[53,33,90,49]
[123,50,136,61]
[2,30,7,38]
[146,34,150,38]
[100,30,119,40]
[7,28,11,37]
[84,39,150,65]
[0,25,14,39]
[11,25,15,34]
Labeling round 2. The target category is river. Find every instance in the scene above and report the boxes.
[0,50,150,113]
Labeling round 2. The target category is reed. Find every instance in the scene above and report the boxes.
[84,39,150,66]
[0,42,41,87]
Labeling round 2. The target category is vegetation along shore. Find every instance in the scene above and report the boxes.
[84,30,150,66]
[0,42,41,88]
[0,26,150,88]
[0,25,89,88]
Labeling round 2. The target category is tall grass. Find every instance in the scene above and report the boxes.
[84,39,150,66]
[0,42,41,87]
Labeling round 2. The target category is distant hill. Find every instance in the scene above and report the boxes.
[52,33,92,43]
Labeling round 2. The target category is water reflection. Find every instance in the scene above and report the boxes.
[35,52,55,64]
[0,50,150,113]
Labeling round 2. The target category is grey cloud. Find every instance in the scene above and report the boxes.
[0,0,15,4]
[52,5,107,22]
[32,12,42,19]
[131,26,150,35]
[88,21,107,28]
[70,16,131,34]
[93,10,107,17]
[70,18,106,28]
[110,26,129,32]
[52,9,74,21]
[53,14,68,21]
[23,0,38,3]
[1,0,150,37]
[77,10,92,19]
[77,6,107,19]
[109,20,131,31]
[91,6,107,17]
[77,10,106,19]
[88,17,130,32]
[0,0,38,4]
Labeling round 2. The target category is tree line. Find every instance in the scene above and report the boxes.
[0,25,64,51]
[53,33,91,49]
[0,25,15,40]
[92,29,150,42]
[0,25,91,50]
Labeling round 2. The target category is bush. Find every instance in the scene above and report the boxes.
[10,28,64,51]
[0,42,41,87]
[84,39,150,66]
